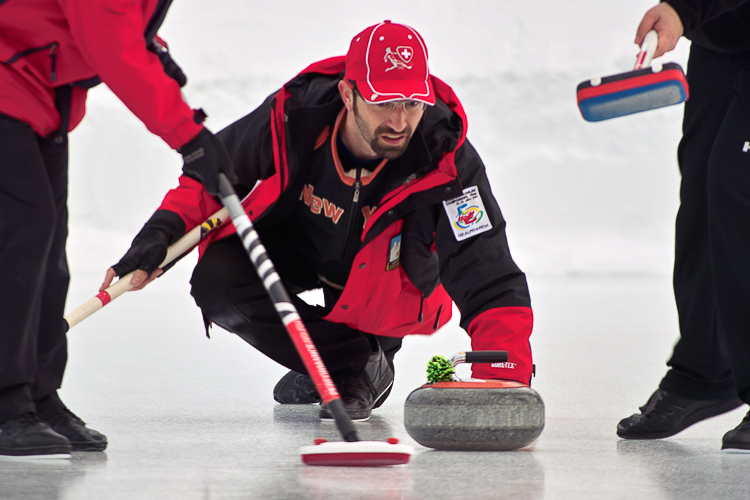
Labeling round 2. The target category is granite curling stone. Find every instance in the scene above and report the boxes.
[404,352,545,451]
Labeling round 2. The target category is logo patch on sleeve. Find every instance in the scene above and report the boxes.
[442,186,493,241]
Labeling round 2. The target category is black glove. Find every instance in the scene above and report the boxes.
[179,127,237,197]
[112,210,186,277]
[148,38,187,88]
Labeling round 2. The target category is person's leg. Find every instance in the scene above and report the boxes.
[367,335,401,407]
[28,123,107,451]
[705,48,750,451]
[0,115,58,421]
[31,125,70,404]
[191,236,372,375]
[0,114,71,457]
[618,46,744,440]
[662,45,737,399]
[372,335,402,372]
[191,236,389,419]
[707,47,750,407]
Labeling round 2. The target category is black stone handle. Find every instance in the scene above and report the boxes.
[464,351,508,364]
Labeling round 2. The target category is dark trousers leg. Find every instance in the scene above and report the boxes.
[0,115,70,423]
[660,46,737,399]
[190,236,372,377]
[704,49,750,405]
[32,127,70,403]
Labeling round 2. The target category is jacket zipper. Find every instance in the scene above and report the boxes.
[2,42,60,83]
[433,304,443,330]
[353,176,361,203]
[418,294,424,322]
[49,43,58,82]
[337,169,362,264]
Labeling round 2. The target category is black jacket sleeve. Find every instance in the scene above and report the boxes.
[433,139,531,330]
[215,92,279,197]
[664,0,750,35]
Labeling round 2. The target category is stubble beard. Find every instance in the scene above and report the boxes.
[352,100,412,160]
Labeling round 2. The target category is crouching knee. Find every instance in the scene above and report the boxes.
[189,243,236,324]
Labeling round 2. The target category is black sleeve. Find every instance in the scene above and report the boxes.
[434,139,531,330]
[215,92,279,197]
[663,0,750,34]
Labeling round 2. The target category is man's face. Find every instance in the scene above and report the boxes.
[351,90,426,160]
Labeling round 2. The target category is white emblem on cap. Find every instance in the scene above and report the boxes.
[397,46,413,63]
[384,46,413,72]
[364,22,431,102]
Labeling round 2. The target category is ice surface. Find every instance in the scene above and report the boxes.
[4,273,748,500]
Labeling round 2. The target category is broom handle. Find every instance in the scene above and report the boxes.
[63,207,229,331]
[634,30,658,70]
[217,174,360,443]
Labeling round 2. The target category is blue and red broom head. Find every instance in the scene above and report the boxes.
[577,63,689,122]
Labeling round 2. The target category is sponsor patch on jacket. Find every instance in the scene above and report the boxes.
[442,186,492,241]
[386,234,401,271]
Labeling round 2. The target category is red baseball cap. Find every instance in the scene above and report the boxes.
[345,20,435,106]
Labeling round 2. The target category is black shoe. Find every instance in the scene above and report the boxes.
[617,388,744,439]
[0,413,72,457]
[273,371,321,404]
[319,344,394,421]
[36,398,108,452]
[319,374,375,421]
[722,409,750,453]
[274,343,394,408]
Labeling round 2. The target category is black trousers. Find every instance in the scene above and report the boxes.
[659,45,750,404]
[0,114,70,423]
[190,235,402,378]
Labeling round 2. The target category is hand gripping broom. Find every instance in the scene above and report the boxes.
[216,174,413,466]
[64,207,229,331]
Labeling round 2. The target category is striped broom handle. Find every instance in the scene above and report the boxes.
[217,173,359,443]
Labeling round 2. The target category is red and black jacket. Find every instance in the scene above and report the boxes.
[0,0,201,147]
[158,57,534,383]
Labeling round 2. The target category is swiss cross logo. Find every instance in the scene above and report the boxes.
[397,46,413,63]
[384,47,413,72]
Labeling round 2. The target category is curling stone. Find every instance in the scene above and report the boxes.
[404,351,544,451]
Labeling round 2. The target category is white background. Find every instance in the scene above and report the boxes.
[67,0,691,280]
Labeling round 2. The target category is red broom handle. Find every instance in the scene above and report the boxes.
[217,174,359,443]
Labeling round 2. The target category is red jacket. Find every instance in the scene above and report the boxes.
[157,57,535,384]
[0,0,201,147]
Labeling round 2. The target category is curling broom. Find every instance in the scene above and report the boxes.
[63,207,228,332]
[577,30,689,122]
[216,174,413,467]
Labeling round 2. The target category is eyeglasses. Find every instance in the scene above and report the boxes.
[354,89,426,116]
